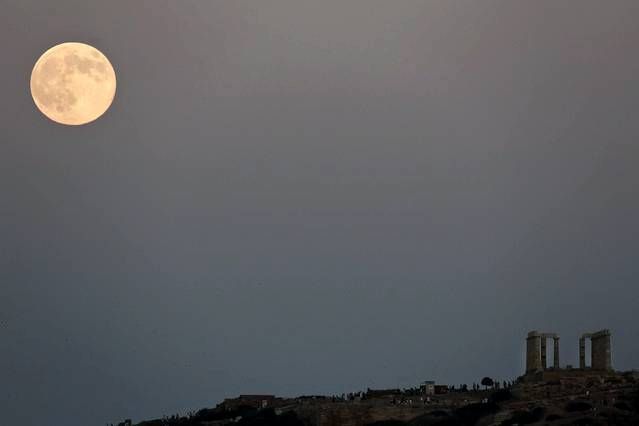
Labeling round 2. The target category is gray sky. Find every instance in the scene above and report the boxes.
[1,1,638,425]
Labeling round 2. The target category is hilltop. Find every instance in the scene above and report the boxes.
[115,371,639,426]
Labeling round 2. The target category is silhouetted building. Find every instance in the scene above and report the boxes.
[420,381,435,395]
[222,394,278,410]
[434,385,449,395]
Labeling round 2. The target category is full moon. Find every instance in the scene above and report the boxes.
[30,42,116,126]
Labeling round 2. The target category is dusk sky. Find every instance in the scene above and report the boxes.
[1,1,639,425]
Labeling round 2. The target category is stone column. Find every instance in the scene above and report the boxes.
[579,336,587,369]
[541,338,547,370]
[591,329,612,370]
[526,331,542,373]
[553,337,560,369]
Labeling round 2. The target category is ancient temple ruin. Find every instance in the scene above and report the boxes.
[525,329,612,375]
[526,331,560,373]
[579,329,612,370]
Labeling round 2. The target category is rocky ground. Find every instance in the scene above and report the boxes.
[120,372,639,426]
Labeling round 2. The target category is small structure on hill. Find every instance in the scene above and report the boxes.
[420,381,435,395]
[222,394,278,410]
[434,385,449,395]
